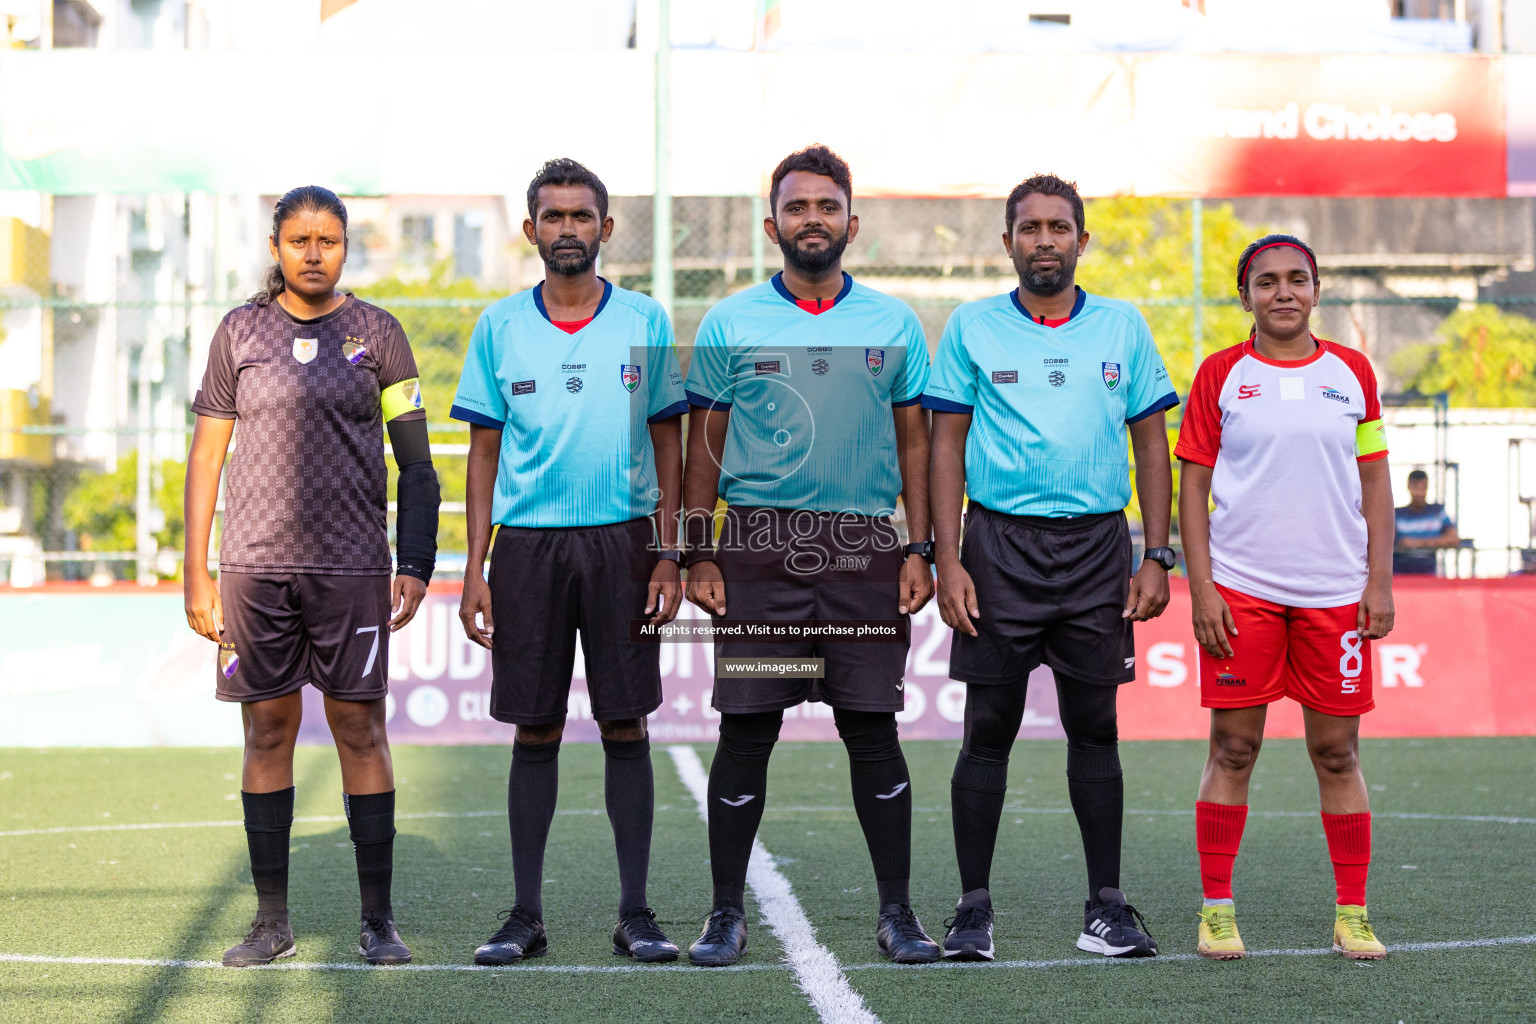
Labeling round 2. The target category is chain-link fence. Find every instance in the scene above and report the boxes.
[2,194,1534,585]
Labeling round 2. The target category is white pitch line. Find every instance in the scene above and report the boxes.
[0,808,602,839]
[666,745,880,1024]
[6,934,1533,976]
[0,952,783,975]
[8,803,1533,840]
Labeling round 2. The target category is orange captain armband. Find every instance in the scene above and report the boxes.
[1355,419,1387,461]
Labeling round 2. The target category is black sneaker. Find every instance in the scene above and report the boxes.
[688,906,748,967]
[222,918,295,967]
[473,905,548,965]
[1077,887,1157,958]
[359,913,412,965]
[612,907,680,963]
[942,889,995,961]
[876,903,940,964]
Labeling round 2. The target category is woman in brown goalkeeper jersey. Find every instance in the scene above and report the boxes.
[182,186,440,967]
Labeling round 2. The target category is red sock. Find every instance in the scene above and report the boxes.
[1321,812,1371,906]
[1195,801,1248,900]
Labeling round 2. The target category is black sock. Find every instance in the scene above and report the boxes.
[343,790,396,919]
[242,787,294,922]
[1066,745,1123,902]
[509,739,561,921]
[602,735,654,915]
[707,711,783,912]
[951,755,1009,894]
[835,709,912,908]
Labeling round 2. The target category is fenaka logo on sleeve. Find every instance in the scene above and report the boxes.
[292,337,318,364]
[621,364,642,393]
[991,370,1018,384]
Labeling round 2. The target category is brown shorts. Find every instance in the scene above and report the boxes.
[215,571,392,703]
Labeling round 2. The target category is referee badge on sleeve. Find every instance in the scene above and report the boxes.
[1102,362,1121,390]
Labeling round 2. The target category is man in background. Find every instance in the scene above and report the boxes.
[1393,469,1458,575]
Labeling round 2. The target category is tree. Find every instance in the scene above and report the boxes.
[1401,304,1536,408]
[1078,197,1262,400]
[354,262,504,555]
[61,452,184,561]
[1076,198,1269,539]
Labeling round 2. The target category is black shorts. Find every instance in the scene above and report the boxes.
[711,506,909,714]
[487,517,662,726]
[949,504,1135,688]
[216,572,392,703]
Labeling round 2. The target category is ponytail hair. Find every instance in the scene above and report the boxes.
[251,185,350,306]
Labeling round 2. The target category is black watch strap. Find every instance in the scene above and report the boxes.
[656,550,683,565]
[904,541,935,564]
[1143,546,1177,570]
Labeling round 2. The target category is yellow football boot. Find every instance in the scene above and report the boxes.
[1197,903,1246,960]
[1332,905,1386,960]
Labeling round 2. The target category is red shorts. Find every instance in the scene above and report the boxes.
[1198,583,1374,716]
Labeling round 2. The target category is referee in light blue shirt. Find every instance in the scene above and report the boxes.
[924,174,1178,963]
[451,159,687,967]
[681,146,941,968]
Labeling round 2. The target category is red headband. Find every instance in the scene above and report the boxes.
[1239,241,1317,287]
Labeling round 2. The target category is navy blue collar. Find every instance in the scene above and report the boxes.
[771,271,853,309]
[534,277,612,325]
[1011,285,1086,325]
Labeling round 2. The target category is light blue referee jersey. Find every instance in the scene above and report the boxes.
[685,273,929,515]
[922,287,1178,517]
[450,280,689,528]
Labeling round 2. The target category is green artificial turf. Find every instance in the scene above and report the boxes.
[1,738,1533,1023]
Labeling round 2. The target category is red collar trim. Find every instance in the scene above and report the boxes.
[1243,335,1327,368]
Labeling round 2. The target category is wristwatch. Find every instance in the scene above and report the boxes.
[1143,546,1177,571]
[904,541,935,564]
[656,550,683,565]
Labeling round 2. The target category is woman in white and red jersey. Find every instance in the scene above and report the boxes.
[1174,234,1395,962]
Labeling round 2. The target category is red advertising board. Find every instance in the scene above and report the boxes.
[332,578,1536,747]
[1129,55,1507,197]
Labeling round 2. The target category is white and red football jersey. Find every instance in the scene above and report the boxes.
[1175,337,1388,608]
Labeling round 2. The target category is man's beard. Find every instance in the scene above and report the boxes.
[1015,247,1077,296]
[540,237,600,277]
[779,226,849,276]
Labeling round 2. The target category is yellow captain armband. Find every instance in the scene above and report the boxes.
[1356,418,1387,459]
[382,378,425,421]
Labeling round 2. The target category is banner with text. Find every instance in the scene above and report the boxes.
[0,51,1513,198]
[1,578,1532,747]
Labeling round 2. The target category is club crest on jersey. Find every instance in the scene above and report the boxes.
[1102,362,1121,390]
[866,348,884,377]
[621,364,642,393]
[292,338,318,364]
[218,643,239,679]
[342,337,368,365]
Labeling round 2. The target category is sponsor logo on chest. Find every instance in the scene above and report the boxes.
[292,337,318,364]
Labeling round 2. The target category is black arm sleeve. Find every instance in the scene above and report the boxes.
[386,416,440,584]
